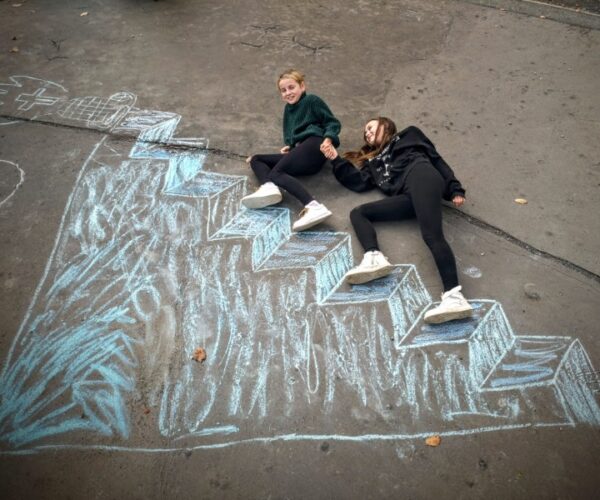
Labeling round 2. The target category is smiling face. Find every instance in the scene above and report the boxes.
[364,119,384,147]
[279,77,306,105]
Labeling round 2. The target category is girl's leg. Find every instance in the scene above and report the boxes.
[249,154,284,184]
[404,162,472,323]
[267,136,326,206]
[243,154,285,208]
[350,195,415,252]
[345,195,414,284]
[349,175,456,290]
[404,162,458,291]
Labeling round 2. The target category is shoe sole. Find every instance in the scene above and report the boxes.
[241,192,282,209]
[423,306,473,325]
[292,211,332,231]
[345,264,394,285]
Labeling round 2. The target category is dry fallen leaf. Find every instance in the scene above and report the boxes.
[514,198,528,205]
[80,11,89,17]
[425,435,441,447]
[192,347,207,363]
[13,3,23,7]
[143,407,151,415]
[10,47,19,53]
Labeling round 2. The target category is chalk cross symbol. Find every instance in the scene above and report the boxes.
[15,88,62,111]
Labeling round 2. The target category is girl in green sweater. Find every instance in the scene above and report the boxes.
[242,69,341,231]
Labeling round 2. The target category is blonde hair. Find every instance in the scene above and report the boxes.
[277,69,305,88]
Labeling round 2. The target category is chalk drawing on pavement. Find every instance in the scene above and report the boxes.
[0,75,598,452]
[56,91,137,130]
[0,160,25,209]
[462,265,482,279]
[0,118,20,126]
[0,76,136,131]
[0,75,68,120]
[15,87,63,112]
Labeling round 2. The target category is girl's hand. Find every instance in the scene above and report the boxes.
[245,155,253,164]
[280,145,290,154]
[320,138,337,159]
[322,145,338,160]
[452,195,465,208]
[320,137,332,149]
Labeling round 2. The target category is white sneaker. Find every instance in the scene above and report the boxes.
[345,250,394,285]
[241,182,283,209]
[292,203,332,231]
[424,285,473,324]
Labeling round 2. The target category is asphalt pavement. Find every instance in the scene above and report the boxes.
[1,0,599,498]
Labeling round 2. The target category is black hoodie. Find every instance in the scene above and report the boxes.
[331,126,465,201]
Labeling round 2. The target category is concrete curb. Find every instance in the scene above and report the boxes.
[462,0,600,29]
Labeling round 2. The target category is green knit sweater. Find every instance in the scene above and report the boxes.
[283,93,341,147]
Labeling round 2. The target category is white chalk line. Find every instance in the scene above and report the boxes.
[0,137,107,376]
[0,421,576,455]
[0,119,20,127]
[0,160,25,209]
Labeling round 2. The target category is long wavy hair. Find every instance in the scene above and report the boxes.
[343,117,397,168]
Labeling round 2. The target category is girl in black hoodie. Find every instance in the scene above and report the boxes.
[321,117,473,324]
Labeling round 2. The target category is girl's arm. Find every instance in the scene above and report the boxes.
[430,153,466,201]
[313,96,341,147]
[405,126,466,200]
[325,147,375,193]
[282,108,292,147]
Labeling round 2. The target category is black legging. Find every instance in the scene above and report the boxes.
[249,136,327,206]
[350,160,459,291]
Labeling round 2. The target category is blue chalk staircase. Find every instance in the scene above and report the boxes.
[150,133,600,444]
[1,101,598,451]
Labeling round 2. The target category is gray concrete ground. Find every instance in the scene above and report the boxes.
[1,0,599,498]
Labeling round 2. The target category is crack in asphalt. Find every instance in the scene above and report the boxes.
[1,113,598,284]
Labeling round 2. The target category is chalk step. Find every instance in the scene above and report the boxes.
[160,171,245,240]
[400,301,494,347]
[303,299,515,427]
[210,208,291,269]
[131,140,209,161]
[481,336,600,425]
[398,300,516,387]
[258,232,352,304]
[321,265,431,342]
[114,108,181,141]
